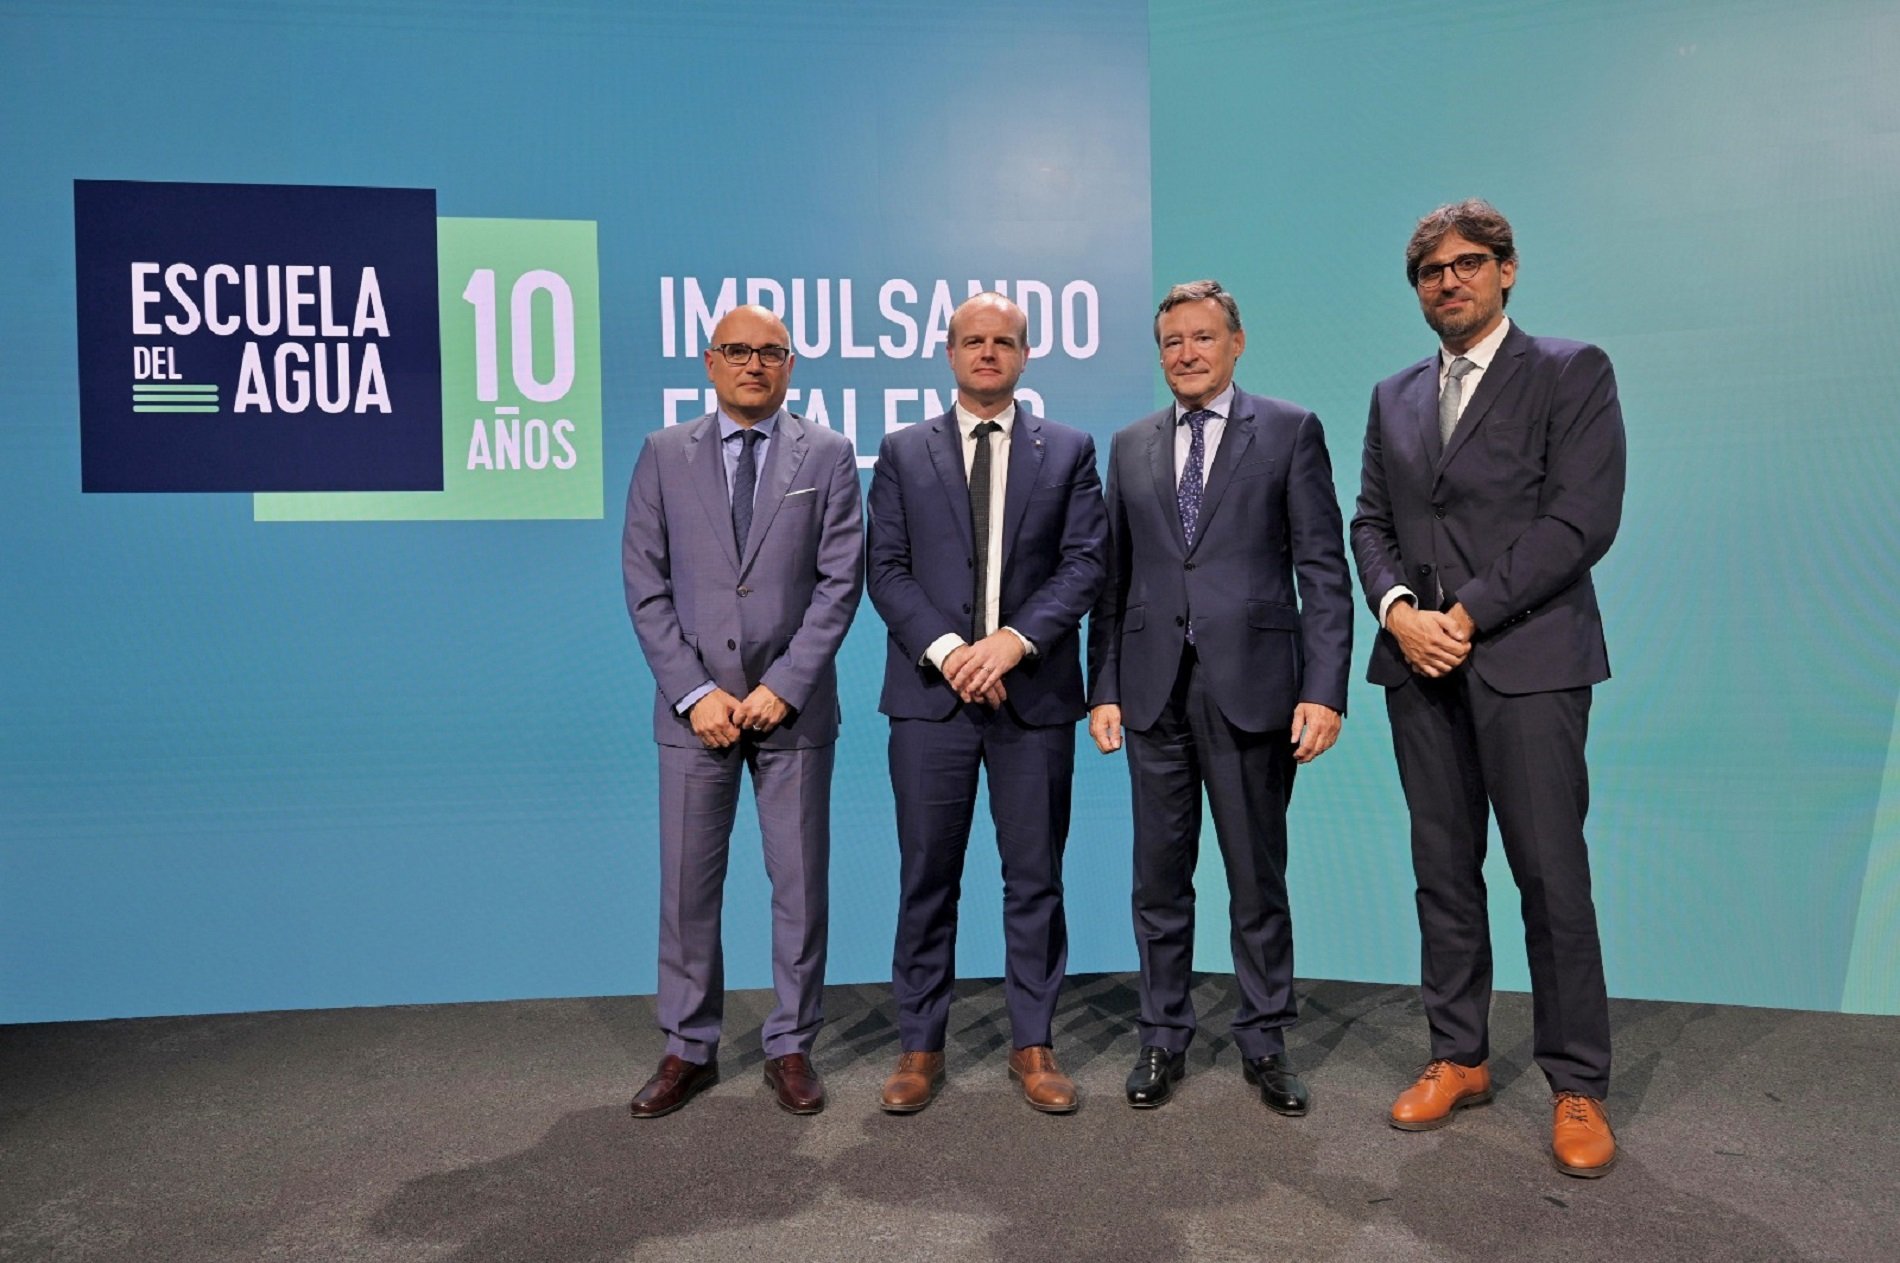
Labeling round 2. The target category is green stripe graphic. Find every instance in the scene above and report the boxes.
[131,383,219,393]
[132,404,220,413]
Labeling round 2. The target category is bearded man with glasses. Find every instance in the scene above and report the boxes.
[1351,199,1628,1176]
[622,304,864,1119]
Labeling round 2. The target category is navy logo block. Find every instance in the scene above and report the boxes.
[75,180,443,493]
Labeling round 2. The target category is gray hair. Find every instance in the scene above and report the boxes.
[1154,280,1242,342]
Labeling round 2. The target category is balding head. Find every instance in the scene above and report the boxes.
[704,304,795,424]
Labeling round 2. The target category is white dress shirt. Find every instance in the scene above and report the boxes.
[1174,383,1237,484]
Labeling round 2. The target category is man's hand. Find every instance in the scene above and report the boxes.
[944,632,1023,706]
[1388,601,1472,677]
[1289,702,1342,764]
[733,684,790,735]
[689,688,743,748]
[1089,703,1124,754]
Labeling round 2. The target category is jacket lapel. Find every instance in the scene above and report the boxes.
[738,411,809,576]
[1000,406,1044,562]
[1146,410,1186,554]
[1189,391,1254,554]
[688,414,742,574]
[1438,324,1527,481]
[925,410,975,553]
[1410,360,1443,468]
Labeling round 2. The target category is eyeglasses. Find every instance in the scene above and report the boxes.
[710,342,791,367]
[1414,253,1499,290]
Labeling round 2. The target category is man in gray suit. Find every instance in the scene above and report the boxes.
[622,304,864,1118]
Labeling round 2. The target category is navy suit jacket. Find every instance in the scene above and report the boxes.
[867,403,1107,726]
[1350,322,1626,695]
[1087,387,1354,734]
[622,410,864,748]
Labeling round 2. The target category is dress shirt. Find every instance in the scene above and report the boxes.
[676,408,782,715]
[1377,317,1513,628]
[922,401,1037,673]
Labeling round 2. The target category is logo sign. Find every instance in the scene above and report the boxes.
[75,180,443,493]
[74,181,602,520]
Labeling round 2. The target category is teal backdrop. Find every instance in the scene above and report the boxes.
[3,0,1896,1023]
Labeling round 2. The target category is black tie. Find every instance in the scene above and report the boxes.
[969,420,1001,639]
[730,428,762,558]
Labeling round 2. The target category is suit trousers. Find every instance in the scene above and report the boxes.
[656,739,833,1063]
[888,706,1074,1051]
[1127,647,1299,1060]
[1385,669,1610,1097]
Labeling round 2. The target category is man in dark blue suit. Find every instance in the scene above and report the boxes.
[1087,281,1353,1115]
[1351,200,1626,1177]
[866,292,1107,1114]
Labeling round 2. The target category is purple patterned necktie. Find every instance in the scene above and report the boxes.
[1178,408,1211,547]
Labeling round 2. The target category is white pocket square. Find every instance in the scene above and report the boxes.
[783,487,816,498]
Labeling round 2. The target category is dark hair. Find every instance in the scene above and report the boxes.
[1153,279,1242,342]
[1405,199,1517,305]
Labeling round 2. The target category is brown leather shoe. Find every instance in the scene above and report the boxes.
[1008,1045,1078,1114]
[1390,1059,1494,1131]
[880,1051,946,1113]
[627,1054,719,1119]
[763,1053,825,1115]
[1551,1092,1616,1177]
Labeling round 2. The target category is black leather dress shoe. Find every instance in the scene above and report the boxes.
[1242,1053,1309,1116]
[1125,1045,1187,1108]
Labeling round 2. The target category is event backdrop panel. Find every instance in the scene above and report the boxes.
[0,0,1155,1023]
[1148,0,1900,1014]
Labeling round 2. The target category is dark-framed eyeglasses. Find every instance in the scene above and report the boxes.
[710,342,791,367]
[1414,253,1499,290]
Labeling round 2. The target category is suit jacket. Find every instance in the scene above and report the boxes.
[867,403,1107,726]
[1350,322,1626,695]
[622,410,864,748]
[1087,387,1353,734]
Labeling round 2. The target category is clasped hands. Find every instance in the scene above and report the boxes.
[688,684,789,749]
[942,630,1025,707]
[1388,600,1475,678]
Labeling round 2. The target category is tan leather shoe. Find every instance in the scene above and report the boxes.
[1008,1045,1078,1114]
[880,1051,945,1113]
[1389,1059,1493,1131]
[1551,1092,1616,1177]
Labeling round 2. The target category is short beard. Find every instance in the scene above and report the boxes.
[1425,300,1490,343]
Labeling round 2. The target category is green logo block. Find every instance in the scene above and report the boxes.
[255,217,602,521]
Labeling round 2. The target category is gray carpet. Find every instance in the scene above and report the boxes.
[2,974,1895,1262]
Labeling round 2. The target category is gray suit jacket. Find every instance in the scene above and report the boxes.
[622,410,864,748]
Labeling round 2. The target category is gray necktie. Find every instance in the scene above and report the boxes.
[1438,356,1476,446]
[969,420,1001,639]
[730,428,762,557]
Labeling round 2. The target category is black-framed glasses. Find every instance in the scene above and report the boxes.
[1414,253,1499,289]
[711,342,791,367]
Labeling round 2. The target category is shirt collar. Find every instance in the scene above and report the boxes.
[1175,382,1236,424]
[954,399,1017,436]
[1441,316,1512,375]
[717,408,780,441]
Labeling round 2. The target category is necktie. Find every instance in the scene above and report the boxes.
[1438,356,1476,446]
[969,420,1001,639]
[730,428,762,558]
[1178,408,1211,548]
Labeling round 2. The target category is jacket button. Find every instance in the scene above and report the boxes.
[1174,615,1185,627]
[1420,563,1434,574]
[962,603,972,614]
[966,558,974,569]
[1184,561,1196,570]
[1432,504,1446,519]
[737,585,751,597]
[727,638,737,650]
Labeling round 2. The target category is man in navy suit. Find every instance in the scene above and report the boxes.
[1087,281,1353,1115]
[1351,200,1626,1177]
[866,292,1106,1114]
[622,304,864,1119]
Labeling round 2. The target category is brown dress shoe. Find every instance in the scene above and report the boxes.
[1008,1045,1078,1114]
[880,1051,946,1113]
[628,1054,719,1119]
[763,1053,825,1115]
[1390,1059,1494,1131]
[1551,1092,1616,1177]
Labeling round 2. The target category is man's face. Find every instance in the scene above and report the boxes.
[1416,230,1516,350]
[1157,298,1245,410]
[704,306,794,423]
[946,298,1028,412]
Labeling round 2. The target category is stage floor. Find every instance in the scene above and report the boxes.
[3,974,1894,1261]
